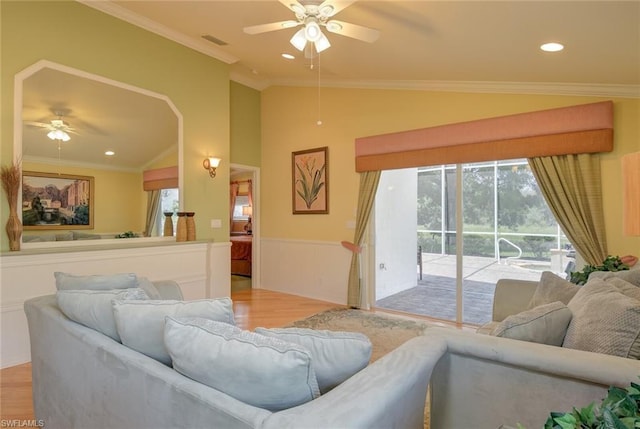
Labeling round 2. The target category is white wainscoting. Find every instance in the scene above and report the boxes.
[259,238,351,305]
[0,241,230,369]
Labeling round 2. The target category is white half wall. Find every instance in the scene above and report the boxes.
[375,168,419,300]
[260,238,351,305]
[0,241,229,368]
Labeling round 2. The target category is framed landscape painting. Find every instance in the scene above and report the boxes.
[292,146,329,214]
[22,171,94,229]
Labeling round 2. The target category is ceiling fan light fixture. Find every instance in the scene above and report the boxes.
[47,129,70,142]
[290,28,307,51]
[304,19,322,42]
[314,32,331,53]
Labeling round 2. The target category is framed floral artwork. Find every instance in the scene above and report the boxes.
[292,146,328,214]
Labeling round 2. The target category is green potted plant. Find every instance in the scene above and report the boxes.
[569,255,630,285]
[539,381,639,429]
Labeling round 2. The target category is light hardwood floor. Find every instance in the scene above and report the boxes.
[0,288,463,422]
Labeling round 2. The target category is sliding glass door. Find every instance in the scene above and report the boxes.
[374,159,572,325]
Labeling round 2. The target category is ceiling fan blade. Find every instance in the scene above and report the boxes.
[324,20,380,43]
[243,20,300,35]
[317,0,356,18]
[24,121,51,129]
[278,0,306,16]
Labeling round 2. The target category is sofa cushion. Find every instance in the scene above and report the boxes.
[54,272,138,291]
[527,271,580,309]
[112,298,234,365]
[165,317,320,411]
[56,288,148,341]
[589,269,640,287]
[489,301,572,346]
[563,279,640,358]
[254,327,372,393]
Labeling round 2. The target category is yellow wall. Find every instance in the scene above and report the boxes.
[262,87,640,257]
[21,162,145,236]
[1,1,231,251]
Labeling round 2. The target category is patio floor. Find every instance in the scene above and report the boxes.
[375,254,554,325]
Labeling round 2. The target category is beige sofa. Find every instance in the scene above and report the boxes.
[424,273,640,429]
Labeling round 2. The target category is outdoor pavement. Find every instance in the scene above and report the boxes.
[375,253,556,325]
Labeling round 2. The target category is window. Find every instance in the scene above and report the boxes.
[156,188,179,235]
[233,195,250,219]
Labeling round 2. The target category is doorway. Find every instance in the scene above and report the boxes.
[230,164,260,292]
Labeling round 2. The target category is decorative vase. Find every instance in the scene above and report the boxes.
[176,212,187,242]
[163,212,174,237]
[186,212,196,241]
[5,210,22,251]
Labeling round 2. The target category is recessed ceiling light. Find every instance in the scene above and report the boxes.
[105,150,115,156]
[540,42,564,52]
[282,53,295,60]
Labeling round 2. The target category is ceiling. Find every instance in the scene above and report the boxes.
[92,0,639,95]
[21,1,640,171]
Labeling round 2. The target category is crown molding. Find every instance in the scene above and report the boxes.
[78,0,238,65]
[268,78,640,98]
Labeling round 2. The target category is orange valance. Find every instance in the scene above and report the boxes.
[143,166,178,191]
[355,101,614,172]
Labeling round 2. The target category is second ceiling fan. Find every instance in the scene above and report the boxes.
[243,0,380,54]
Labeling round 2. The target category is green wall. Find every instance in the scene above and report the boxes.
[230,81,261,167]
[1,1,232,250]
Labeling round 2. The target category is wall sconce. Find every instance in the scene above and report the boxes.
[203,157,221,178]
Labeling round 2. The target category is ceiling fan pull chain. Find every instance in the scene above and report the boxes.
[317,51,322,126]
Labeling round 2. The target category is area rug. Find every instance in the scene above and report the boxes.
[289,308,435,428]
[288,308,433,362]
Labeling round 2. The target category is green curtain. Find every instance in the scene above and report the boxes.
[528,154,607,265]
[144,190,161,237]
[347,171,381,308]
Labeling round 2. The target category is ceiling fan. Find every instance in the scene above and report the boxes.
[243,0,380,54]
[25,117,77,142]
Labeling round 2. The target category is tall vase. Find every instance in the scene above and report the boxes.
[186,212,196,241]
[163,212,174,237]
[176,212,187,242]
[6,209,22,251]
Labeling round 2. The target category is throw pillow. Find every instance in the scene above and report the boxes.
[254,327,372,393]
[589,269,640,287]
[136,277,162,300]
[164,317,320,411]
[527,271,581,309]
[112,298,235,365]
[489,301,572,346]
[605,278,640,301]
[56,288,148,341]
[54,272,138,291]
[563,279,640,358]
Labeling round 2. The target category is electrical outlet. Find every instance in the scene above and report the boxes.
[210,219,222,228]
